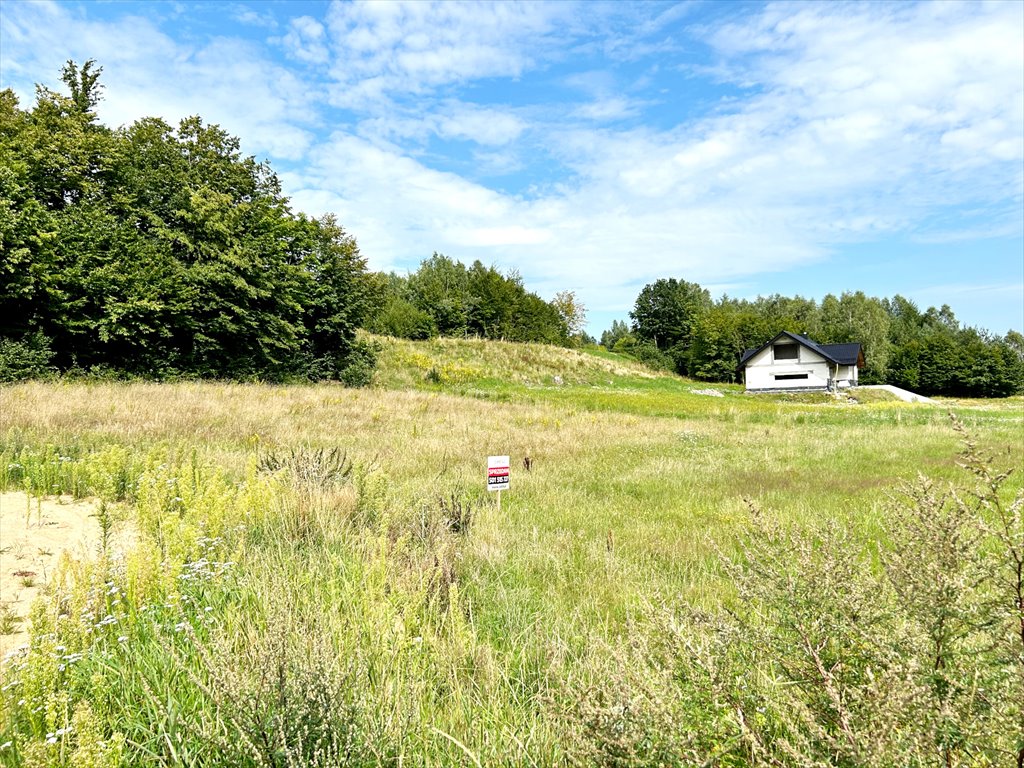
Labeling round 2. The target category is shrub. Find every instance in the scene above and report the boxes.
[257,447,354,490]
[623,341,675,374]
[370,297,438,340]
[338,338,379,387]
[0,333,54,382]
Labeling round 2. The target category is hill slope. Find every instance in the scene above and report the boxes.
[372,334,668,389]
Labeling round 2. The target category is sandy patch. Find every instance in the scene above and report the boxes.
[0,493,135,657]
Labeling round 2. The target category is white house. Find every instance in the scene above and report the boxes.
[739,332,863,392]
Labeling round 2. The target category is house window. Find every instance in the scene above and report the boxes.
[774,373,808,380]
[773,344,798,361]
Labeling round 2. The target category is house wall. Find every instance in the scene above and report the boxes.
[836,364,857,387]
[744,344,831,391]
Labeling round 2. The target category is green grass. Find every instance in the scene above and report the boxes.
[1,335,1021,765]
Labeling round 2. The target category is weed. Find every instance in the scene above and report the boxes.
[91,502,114,558]
[353,465,388,528]
[146,606,369,767]
[257,446,353,490]
[0,603,20,634]
[438,492,473,535]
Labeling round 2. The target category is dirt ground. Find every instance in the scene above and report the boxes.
[0,492,134,658]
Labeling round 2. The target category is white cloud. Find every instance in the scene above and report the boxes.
[554,1,1023,240]
[279,16,329,65]
[322,0,575,106]
[435,104,526,146]
[231,5,277,29]
[281,1,1021,319]
[708,1,1023,175]
[1,2,180,96]
[286,127,824,310]
[355,101,527,149]
[572,97,643,122]
[0,1,319,160]
[562,69,650,123]
[471,148,524,176]
[447,225,552,247]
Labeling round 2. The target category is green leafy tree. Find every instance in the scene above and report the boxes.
[552,290,587,346]
[372,297,437,340]
[884,295,924,344]
[299,214,372,379]
[881,299,1021,397]
[687,306,741,382]
[61,59,104,117]
[1005,329,1024,362]
[630,278,710,350]
[512,292,568,345]
[749,293,821,337]
[394,255,569,345]
[0,61,373,383]
[951,329,1024,397]
[688,305,772,382]
[914,332,956,395]
[630,278,711,375]
[466,260,519,338]
[819,291,891,383]
[600,319,630,349]
[0,91,57,341]
[888,340,922,391]
[363,271,437,340]
[408,253,471,335]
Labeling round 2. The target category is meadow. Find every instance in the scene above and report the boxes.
[0,336,1021,766]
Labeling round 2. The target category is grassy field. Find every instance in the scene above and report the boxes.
[1,337,1021,766]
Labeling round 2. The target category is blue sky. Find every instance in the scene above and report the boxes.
[2,0,1022,336]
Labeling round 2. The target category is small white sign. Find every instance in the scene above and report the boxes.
[487,455,510,492]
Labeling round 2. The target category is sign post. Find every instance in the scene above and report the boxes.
[487,455,510,510]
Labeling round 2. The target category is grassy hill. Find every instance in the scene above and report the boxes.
[373,334,666,388]
[1,336,1021,765]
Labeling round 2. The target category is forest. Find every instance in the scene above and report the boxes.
[1,62,1021,397]
[603,279,1024,398]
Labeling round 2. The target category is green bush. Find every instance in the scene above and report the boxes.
[0,333,54,382]
[338,338,379,387]
[626,341,676,373]
[611,335,677,374]
[370,296,438,340]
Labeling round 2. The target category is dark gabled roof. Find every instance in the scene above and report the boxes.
[818,342,863,366]
[739,331,863,367]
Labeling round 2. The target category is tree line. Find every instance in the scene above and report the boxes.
[0,62,585,383]
[363,253,584,346]
[602,279,1024,397]
[1,61,376,383]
